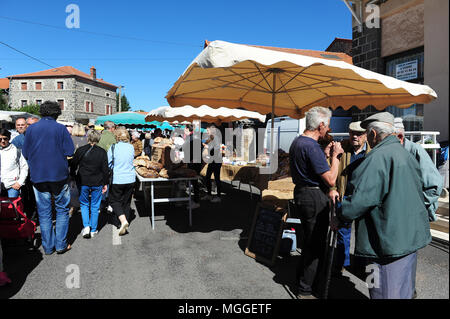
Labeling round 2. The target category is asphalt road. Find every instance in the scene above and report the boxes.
[1,181,448,299]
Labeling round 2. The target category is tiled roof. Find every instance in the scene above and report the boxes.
[10,66,118,88]
[204,40,353,65]
[0,78,9,90]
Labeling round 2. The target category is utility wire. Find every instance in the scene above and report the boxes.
[0,15,203,49]
[0,40,85,76]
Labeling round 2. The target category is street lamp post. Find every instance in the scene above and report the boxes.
[118,85,124,112]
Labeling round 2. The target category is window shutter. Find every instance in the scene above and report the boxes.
[21,82,27,90]
[35,82,41,90]
[86,101,90,112]
[58,100,64,110]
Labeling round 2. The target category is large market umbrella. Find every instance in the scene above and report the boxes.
[95,112,148,126]
[166,40,437,154]
[145,105,266,125]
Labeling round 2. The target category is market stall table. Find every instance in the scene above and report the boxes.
[136,172,199,229]
[200,163,271,195]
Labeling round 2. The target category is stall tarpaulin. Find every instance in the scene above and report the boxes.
[145,105,266,125]
[165,40,437,155]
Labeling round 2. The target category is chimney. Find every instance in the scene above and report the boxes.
[90,66,97,81]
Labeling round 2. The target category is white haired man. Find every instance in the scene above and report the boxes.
[289,106,344,299]
[337,112,431,299]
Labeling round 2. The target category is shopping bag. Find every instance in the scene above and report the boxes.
[69,180,80,208]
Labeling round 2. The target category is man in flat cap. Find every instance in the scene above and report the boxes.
[394,118,443,222]
[328,121,370,277]
[335,112,431,299]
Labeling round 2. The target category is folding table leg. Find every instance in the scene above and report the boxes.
[188,180,192,227]
[151,181,155,230]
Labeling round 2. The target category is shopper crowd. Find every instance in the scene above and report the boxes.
[0,101,444,300]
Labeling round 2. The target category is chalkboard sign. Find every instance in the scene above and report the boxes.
[245,202,287,266]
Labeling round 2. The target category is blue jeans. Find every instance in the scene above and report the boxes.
[33,184,70,254]
[7,188,20,198]
[79,186,103,232]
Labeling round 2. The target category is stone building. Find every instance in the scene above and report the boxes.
[8,66,118,123]
[343,0,448,142]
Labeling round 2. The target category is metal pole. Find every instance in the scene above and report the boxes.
[270,74,276,156]
[118,85,123,112]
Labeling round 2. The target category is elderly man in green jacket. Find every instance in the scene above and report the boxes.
[337,112,431,299]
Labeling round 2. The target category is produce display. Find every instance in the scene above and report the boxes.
[135,148,198,179]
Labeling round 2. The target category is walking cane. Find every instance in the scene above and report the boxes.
[323,196,338,299]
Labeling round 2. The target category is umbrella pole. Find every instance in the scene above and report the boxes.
[270,74,276,157]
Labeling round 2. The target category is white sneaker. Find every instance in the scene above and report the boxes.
[201,194,213,201]
[81,226,91,238]
[90,231,98,238]
[211,196,221,203]
[190,201,200,209]
[118,222,129,236]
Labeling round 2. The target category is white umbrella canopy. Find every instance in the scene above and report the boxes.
[145,104,266,124]
[166,40,437,119]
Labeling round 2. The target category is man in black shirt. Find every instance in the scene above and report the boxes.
[289,106,343,299]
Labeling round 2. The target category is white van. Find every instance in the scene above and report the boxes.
[264,115,352,153]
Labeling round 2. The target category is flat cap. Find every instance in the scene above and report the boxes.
[394,117,404,130]
[348,121,365,133]
[360,112,394,129]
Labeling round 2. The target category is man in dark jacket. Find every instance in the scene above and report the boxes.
[22,101,75,255]
[338,112,431,299]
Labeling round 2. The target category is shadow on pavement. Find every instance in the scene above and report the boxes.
[0,239,43,299]
[134,181,259,235]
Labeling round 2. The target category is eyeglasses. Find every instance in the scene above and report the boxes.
[350,131,365,136]
[0,137,9,141]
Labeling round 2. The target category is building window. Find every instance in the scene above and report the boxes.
[85,87,90,93]
[57,81,64,90]
[105,104,111,115]
[57,99,64,110]
[21,82,27,90]
[105,92,110,97]
[385,48,425,132]
[21,100,27,107]
[36,100,42,105]
[85,101,93,113]
[35,82,42,90]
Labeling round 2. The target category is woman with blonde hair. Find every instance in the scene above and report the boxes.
[71,123,88,151]
[107,128,135,235]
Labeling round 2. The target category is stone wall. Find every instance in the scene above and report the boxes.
[381,2,424,57]
[9,77,116,122]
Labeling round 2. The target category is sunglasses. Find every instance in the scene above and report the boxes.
[0,137,9,141]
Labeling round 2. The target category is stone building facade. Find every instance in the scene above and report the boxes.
[8,66,117,124]
[345,0,448,142]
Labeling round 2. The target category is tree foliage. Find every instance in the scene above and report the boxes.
[116,93,131,112]
[15,104,41,115]
[0,89,10,111]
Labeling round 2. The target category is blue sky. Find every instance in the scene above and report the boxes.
[0,0,352,112]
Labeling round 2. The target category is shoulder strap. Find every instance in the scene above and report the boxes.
[16,147,21,166]
[81,145,94,162]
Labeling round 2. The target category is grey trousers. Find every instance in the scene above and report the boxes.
[366,251,417,299]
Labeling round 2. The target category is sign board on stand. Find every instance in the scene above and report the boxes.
[245,202,287,266]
